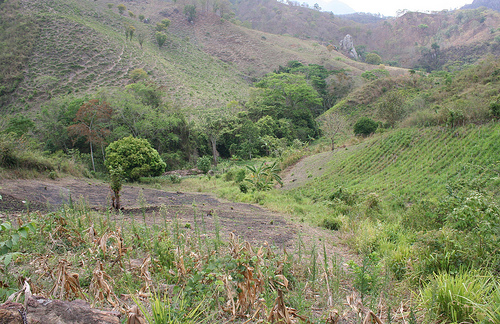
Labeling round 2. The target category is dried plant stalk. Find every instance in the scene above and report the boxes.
[49,260,86,300]
[89,260,120,307]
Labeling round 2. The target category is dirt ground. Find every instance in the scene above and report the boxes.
[0,177,356,265]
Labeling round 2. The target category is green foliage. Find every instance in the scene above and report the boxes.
[105,136,166,181]
[419,270,494,323]
[378,91,407,127]
[117,4,126,14]
[196,156,212,174]
[361,69,389,80]
[0,0,39,102]
[128,68,148,82]
[155,32,167,48]
[169,174,182,184]
[245,161,283,191]
[248,72,322,142]
[136,290,207,324]
[3,114,34,137]
[321,217,341,231]
[184,5,197,22]
[490,100,500,119]
[125,25,135,40]
[329,186,358,206]
[0,133,55,171]
[0,221,34,268]
[365,53,382,65]
[347,252,381,300]
[155,19,171,32]
[353,117,378,136]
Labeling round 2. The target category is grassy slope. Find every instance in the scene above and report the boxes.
[287,123,500,207]
[4,0,407,114]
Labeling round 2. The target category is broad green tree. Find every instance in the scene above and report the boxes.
[105,136,166,181]
[365,53,382,65]
[155,32,167,48]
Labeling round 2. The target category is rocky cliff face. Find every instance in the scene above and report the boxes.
[339,34,359,60]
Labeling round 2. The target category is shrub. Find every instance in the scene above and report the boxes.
[329,186,358,206]
[321,217,342,231]
[169,174,182,184]
[196,156,211,174]
[490,100,500,119]
[365,53,382,65]
[105,136,166,181]
[353,117,378,136]
[419,270,490,323]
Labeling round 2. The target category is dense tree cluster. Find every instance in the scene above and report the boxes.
[25,61,351,174]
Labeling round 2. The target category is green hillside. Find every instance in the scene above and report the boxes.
[292,124,500,204]
[1,0,409,113]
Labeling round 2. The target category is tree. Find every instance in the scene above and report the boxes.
[125,81,163,108]
[155,32,167,48]
[4,114,35,138]
[128,10,135,18]
[138,14,145,22]
[129,68,148,82]
[117,4,126,15]
[353,117,378,137]
[319,112,347,151]
[137,33,145,48]
[105,136,166,181]
[378,91,407,127]
[125,25,135,40]
[184,5,196,22]
[249,73,322,141]
[107,3,113,9]
[67,99,112,172]
[156,19,170,32]
[365,53,382,65]
[200,115,225,167]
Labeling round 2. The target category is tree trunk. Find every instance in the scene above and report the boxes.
[331,137,335,151]
[210,135,218,167]
[90,141,95,172]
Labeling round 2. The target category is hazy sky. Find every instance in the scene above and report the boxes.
[322,0,472,16]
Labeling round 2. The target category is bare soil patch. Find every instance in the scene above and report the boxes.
[0,177,356,266]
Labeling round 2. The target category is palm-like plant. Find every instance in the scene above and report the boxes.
[245,161,283,191]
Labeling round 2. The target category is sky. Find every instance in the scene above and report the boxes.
[316,0,472,16]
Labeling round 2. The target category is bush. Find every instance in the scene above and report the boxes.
[321,217,342,231]
[365,53,382,65]
[196,156,211,174]
[419,270,491,323]
[329,186,358,206]
[105,136,166,181]
[353,117,378,136]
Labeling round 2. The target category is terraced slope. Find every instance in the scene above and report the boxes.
[5,0,407,114]
[287,123,500,202]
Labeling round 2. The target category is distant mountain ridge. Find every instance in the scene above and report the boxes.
[317,0,355,14]
[462,0,500,11]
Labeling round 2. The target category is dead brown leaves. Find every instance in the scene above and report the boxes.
[89,260,120,308]
[49,259,86,300]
